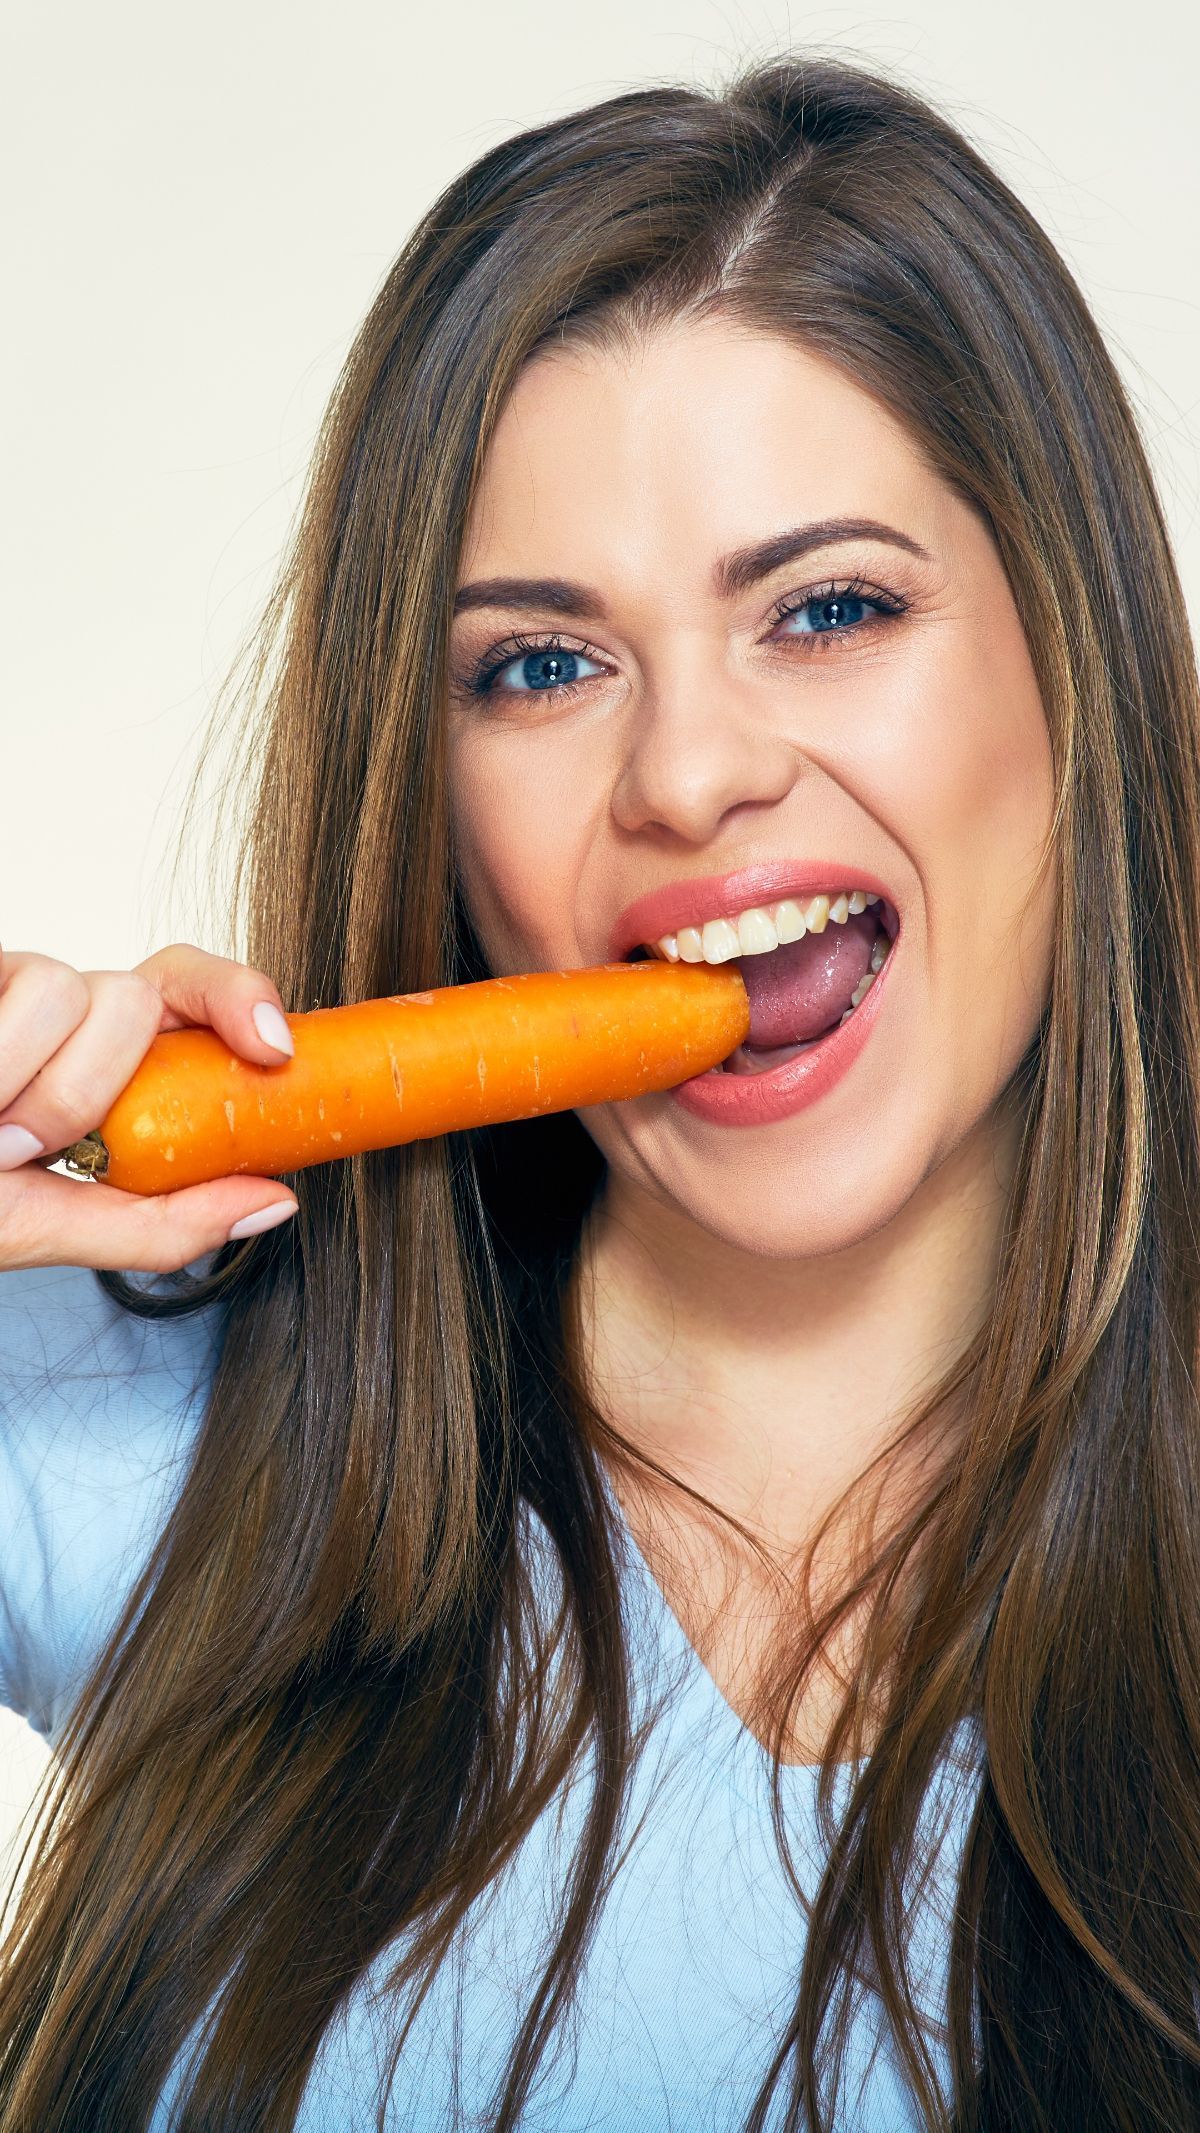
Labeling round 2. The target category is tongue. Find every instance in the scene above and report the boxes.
[738,910,875,1047]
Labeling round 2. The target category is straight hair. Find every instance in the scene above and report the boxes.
[3,51,1200,2132]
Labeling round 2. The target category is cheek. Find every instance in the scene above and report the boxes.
[448,728,600,971]
[969,700,1057,1031]
[870,624,1057,1121]
[923,641,1057,1029]
[824,614,1055,1175]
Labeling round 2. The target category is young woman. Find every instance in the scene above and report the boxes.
[1,50,1198,2133]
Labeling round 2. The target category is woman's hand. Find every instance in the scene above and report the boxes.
[0,943,300,1272]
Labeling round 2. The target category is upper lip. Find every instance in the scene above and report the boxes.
[607,860,901,961]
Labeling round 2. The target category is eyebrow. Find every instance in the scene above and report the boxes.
[451,516,934,620]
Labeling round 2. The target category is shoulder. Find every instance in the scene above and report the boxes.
[0,1260,225,1743]
[0,1255,222,1366]
[0,1259,224,1478]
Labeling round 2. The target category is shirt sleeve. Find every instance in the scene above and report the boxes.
[0,1260,224,1747]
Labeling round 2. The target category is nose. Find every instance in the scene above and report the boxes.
[609,637,802,844]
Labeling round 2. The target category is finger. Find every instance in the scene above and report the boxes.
[134,943,296,1065]
[0,968,164,1162]
[1,1163,299,1274]
[0,954,92,1116]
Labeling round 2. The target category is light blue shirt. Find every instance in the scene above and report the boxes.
[0,1260,981,2129]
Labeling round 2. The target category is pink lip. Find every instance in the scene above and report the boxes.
[607,859,901,961]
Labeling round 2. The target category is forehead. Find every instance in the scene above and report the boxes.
[459,319,941,583]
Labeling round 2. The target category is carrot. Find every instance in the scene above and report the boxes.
[56,961,750,1196]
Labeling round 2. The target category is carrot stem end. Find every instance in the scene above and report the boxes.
[56,1130,111,1181]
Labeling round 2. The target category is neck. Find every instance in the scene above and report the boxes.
[575,1097,1023,1559]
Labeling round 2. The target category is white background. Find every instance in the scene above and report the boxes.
[2,0,1198,1897]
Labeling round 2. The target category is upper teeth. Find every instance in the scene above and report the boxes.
[651,889,882,965]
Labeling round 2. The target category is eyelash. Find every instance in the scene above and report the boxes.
[453,574,909,702]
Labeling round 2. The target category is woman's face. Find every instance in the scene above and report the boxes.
[446,318,1056,1260]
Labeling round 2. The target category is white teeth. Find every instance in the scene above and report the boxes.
[772,898,807,942]
[701,917,741,964]
[662,881,893,1038]
[734,907,778,955]
[649,888,889,965]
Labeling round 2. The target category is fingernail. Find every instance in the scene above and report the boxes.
[227,1199,298,1241]
[0,1124,46,1170]
[252,1001,294,1057]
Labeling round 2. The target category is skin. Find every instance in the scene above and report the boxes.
[447,317,1057,1757]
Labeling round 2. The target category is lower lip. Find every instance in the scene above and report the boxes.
[670,934,897,1127]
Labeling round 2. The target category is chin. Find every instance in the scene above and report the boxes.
[645,1124,943,1262]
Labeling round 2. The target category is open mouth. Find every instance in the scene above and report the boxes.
[626,887,897,1075]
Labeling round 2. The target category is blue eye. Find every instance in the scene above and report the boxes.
[484,641,606,696]
[780,590,877,633]
[457,574,906,703]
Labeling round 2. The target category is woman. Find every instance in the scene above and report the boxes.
[1,49,1198,2132]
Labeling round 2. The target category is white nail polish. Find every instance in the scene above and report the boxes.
[252,1002,294,1057]
[227,1200,298,1241]
[0,1124,46,1170]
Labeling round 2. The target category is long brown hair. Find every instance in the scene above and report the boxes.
[4,51,1200,2131]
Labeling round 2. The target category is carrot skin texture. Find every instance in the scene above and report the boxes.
[87,962,751,1196]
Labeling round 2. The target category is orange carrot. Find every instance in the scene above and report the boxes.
[57,961,750,1196]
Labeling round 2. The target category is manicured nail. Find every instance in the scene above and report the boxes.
[252,1001,294,1057]
[0,1124,46,1170]
[227,1200,298,1241]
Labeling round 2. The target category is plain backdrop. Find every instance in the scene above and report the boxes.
[2,0,1198,1894]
